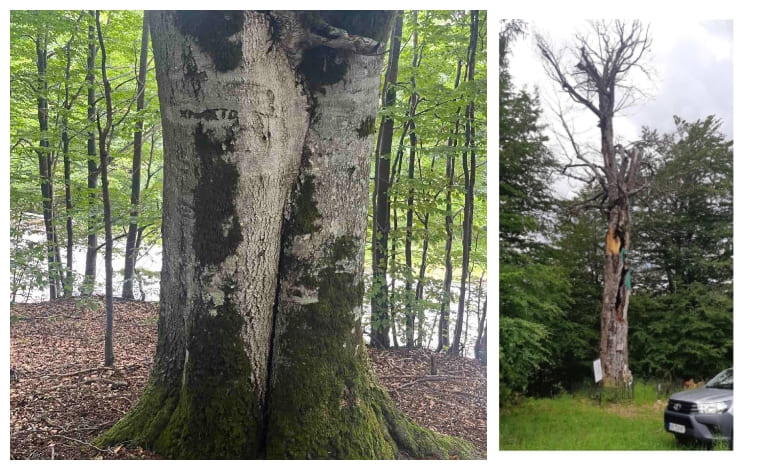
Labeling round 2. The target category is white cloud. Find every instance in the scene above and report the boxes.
[507,19,733,198]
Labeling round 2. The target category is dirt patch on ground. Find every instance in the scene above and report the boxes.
[9,298,486,459]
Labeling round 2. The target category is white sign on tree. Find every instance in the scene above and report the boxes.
[593,358,603,383]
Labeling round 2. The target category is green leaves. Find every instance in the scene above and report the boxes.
[10,10,162,300]
[625,116,733,379]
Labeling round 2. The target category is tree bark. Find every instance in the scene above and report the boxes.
[96,11,115,367]
[403,11,421,347]
[83,12,99,296]
[450,10,479,357]
[34,28,60,301]
[370,13,402,349]
[122,12,150,300]
[60,12,86,298]
[475,298,487,365]
[436,59,462,353]
[98,11,476,459]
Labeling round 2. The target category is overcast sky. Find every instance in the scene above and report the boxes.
[507,19,734,197]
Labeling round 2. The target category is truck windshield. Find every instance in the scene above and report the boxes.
[706,368,733,390]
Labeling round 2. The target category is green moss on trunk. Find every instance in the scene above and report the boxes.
[97,287,261,458]
[267,236,480,459]
[94,378,179,449]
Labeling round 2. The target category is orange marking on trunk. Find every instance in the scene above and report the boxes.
[606,228,621,255]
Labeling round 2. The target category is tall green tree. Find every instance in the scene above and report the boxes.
[498,20,569,398]
[629,116,733,379]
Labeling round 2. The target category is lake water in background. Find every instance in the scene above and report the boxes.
[15,232,484,358]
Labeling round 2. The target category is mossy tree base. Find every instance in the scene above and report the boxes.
[96,376,479,459]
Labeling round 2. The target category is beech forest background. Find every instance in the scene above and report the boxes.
[8,10,487,359]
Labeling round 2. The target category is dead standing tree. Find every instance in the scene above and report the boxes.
[537,20,651,388]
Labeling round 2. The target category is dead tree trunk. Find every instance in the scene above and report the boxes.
[97,11,476,459]
[537,20,651,386]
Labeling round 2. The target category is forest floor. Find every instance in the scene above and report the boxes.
[9,298,486,460]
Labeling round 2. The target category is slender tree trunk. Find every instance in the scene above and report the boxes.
[404,118,416,347]
[96,11,115,367]
[413,153,439,348]
[450,11,479,357]
[414,211,430,348]
[34,29,60,301]
[83,12,99,296]
[389,120,411,349]
[475,299,487,366]
[370,13,402,348]
[98,11,475,459]
[122,12,150,299]
[467,271,484,357]
[390,195,399,349]
[437,59,462,353]
[61,16,82,298]
[404,11,420,347]
[63,121,73,297]
[463,252,475,350]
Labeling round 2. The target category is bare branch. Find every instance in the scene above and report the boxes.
[536,34,601,117]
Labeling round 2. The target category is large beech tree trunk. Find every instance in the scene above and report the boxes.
[98,11,475,460]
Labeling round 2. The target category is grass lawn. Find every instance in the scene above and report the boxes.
[499,383,726,450]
